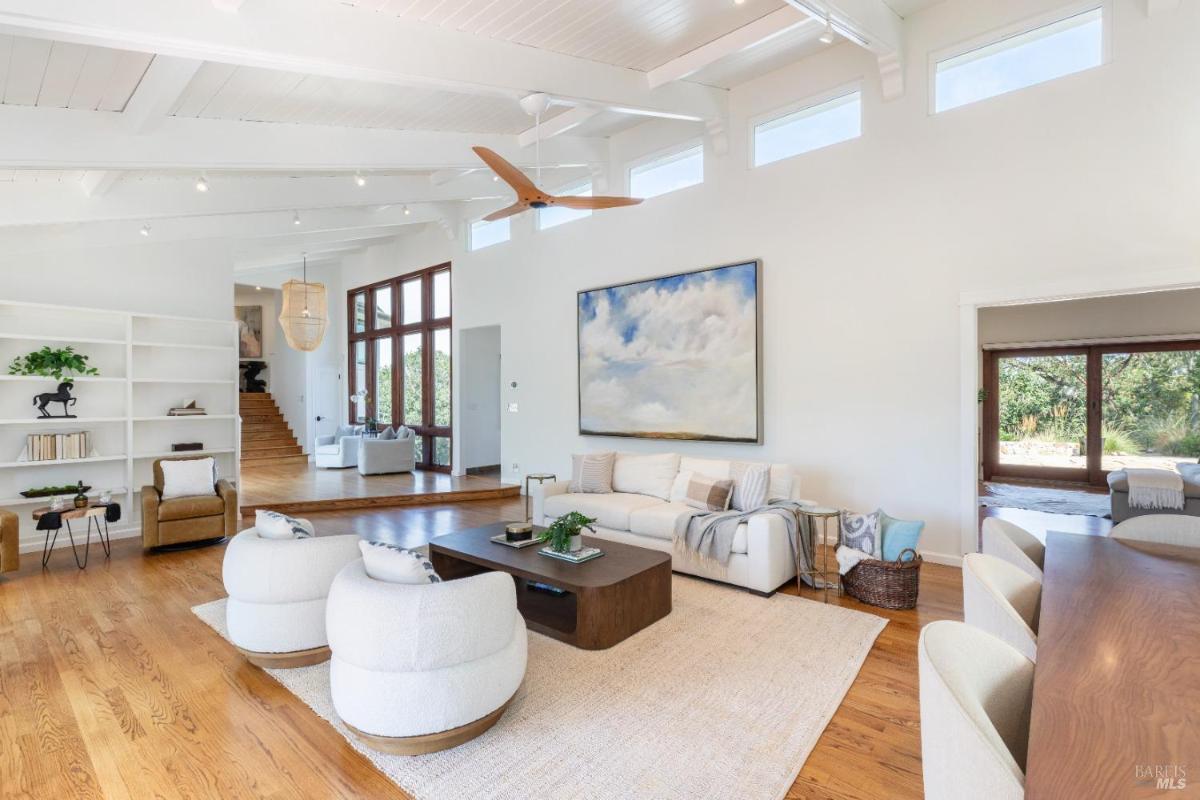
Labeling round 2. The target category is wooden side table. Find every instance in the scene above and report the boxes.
[32,502,116,569]
[798,506,841,603]
[523,473,557,521]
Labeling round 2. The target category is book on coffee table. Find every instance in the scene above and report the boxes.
[539,545,604,564]
[489,533,542,549]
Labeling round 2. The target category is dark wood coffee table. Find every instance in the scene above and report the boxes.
[429,523,672,650]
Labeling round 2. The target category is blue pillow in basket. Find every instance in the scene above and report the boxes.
[878,510,923,562]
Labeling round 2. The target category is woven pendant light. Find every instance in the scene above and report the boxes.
[279,254,328,352]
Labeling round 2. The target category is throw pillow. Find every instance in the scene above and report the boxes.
[359,540,442,584]
[255,509,315,540]
[335,424,356,439]
[379,426,396,440]
[611,453,681,500]
[840,510,881,558]
[160,457,216,499]
[731,462,771,512]
[569,452,615,493]
[878,510,924,562]
[683,474,735,512]
[669,470,694,504]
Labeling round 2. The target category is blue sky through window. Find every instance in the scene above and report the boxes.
[538,181,592,230]
[935,7,1103,113]
[470,216,510,250]
[629,144,703,199]
[754,91,861,167]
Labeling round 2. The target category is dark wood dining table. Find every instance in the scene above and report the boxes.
[1025,532,1200,799]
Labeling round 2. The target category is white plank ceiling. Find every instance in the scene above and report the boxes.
[170,62,570,134]
[0,36,152,111]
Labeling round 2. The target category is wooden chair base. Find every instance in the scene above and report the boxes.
[344,696,514,756]
[237,644,331,669]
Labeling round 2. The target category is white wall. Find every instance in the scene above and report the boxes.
[314,0,1200,560]
[980,288,1200,346]
[459,325,502,470]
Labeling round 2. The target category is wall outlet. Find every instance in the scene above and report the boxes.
[511,463,519,472]
[507,402,519,413]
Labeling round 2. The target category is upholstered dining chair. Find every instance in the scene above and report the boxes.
[1110,513,1200,548]
[142,456,237,549]
[981,518,1045,581]
[1,508,18,574]
[919,620,1034,800]
[962,553,1041,663]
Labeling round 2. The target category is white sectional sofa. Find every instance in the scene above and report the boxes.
[532,453,799,595]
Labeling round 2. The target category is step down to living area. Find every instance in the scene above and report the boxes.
[239,392,308,467]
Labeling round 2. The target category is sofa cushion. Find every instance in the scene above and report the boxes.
[1110,468,1200,497]
[629,502,695,541]
[158,494,225,522]
[731,523,749,555]
[316,444,341,455]
[544,491,662,531]
[612,453,680,500]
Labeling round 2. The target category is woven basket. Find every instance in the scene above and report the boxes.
[842,548,921,610]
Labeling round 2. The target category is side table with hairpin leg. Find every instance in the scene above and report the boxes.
[32,502,118,570]
[523,473,557,521]
[798,506,841,602]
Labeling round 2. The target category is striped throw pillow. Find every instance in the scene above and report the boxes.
[569,452,615,493]
[683,474,734,512]
[731,462,771,511]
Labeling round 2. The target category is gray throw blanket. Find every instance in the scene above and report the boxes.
[676,500,819,586]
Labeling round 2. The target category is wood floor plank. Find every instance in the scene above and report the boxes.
[0,495,965,799]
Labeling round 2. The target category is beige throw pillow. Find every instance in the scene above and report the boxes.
[569,452,615,493]
[683,474,734,512]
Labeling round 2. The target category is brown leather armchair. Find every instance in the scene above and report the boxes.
[1,508,17,573]
[142,457,237,548]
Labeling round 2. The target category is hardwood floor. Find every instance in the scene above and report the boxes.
[0,497,962,800]
[238,461,519,516]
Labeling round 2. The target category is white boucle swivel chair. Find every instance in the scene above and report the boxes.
[326,561,527,755]
[222,529,361,667]
[962,552,1041,663]
[919,620,1034,800]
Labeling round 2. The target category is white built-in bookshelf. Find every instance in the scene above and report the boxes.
[0,299,240,552]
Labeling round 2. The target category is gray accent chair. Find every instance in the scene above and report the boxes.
[1107,463,1200,523]
[358,427,416,476]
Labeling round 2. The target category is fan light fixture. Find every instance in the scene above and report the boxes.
[293,210,302,226]
[139,224,151,237]
[279,254,328,352]
[195,176,209,192]
[819,15,835,44]
[355,173,367,187]
[403,205,411,216]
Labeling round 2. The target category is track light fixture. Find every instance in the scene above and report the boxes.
[139,224,151,237]
[195,175,209,192]
[819,15,835,44]
[293,210,302,226]
[403,205,411,216]
[355,173,367,187]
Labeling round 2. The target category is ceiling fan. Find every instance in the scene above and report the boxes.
[473,93,643,222]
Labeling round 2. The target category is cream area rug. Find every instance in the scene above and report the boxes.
[192,577,885,800]
[980,481,1111,517]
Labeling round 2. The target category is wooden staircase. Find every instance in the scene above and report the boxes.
[239,392,307,467]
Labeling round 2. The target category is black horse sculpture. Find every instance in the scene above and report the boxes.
[240,361,267,393]
[33,382,77,418]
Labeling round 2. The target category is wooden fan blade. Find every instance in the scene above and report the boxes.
[551,195,643,210]
[482,202,530,222]
[472,147,538,197]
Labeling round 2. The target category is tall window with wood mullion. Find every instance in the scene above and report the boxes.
[348,263,452,471]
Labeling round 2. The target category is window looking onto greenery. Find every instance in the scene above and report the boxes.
[348,263,452,471]
[629,144,703,199]
[753,91,861,167]
[935,7,1103,113]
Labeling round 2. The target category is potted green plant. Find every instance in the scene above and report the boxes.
[539,511,597,554]
[8,346,99,381]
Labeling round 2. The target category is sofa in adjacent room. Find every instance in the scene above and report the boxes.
[1107,464,1200,522]
[532,453,799,595]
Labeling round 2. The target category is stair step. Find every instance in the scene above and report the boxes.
[242,443,303,456]
[242,428,295,441]
[240,392,273,400]
[241,414,283,425]
[241,453,309,466]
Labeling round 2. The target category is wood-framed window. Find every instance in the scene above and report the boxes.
[348,263,452,472]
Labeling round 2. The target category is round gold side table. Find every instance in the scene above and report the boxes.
[524,473,557,521]
[798,506,841,603]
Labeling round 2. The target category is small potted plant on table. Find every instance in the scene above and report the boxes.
[539,511,597,554]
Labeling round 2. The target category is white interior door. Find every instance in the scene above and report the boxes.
[313,366,341,440]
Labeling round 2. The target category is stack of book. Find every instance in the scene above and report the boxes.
[25,431,91,462]
[168,400,207,417]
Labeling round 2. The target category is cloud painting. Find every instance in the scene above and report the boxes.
[577,261,760,442]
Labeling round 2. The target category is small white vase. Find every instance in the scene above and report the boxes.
[568,533,583,553]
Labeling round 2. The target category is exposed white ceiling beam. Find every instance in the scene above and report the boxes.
[0,0,725,122]
[517,107,599,148]
[0,105,608,171]
[0,173,528,227]
[429,168,475,186]
[647,9,820,89]
[782,0,905,100]
[122,55,203,133]
[79,170,122,197]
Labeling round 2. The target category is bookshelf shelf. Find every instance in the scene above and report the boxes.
[0,455,126,469]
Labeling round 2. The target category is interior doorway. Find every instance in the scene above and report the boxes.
[458,325,502,476]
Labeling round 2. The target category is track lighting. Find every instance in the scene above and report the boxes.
[139,224,151,237]
[403,205,411,216]
[493,174,500,182]
[819,16,835,44]
[355,173,367,187]
[293,210,302,226]
[255,285,262,291]
[195,175,209,192]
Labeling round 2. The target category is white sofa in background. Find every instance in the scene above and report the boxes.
[326,562,527,754]
[222,528,361,667]
[358,428,417,476]
[315,426,362,468]
[532,453,799,595]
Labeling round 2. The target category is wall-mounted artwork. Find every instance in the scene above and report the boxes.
[577,260,761,443]
[236,305,263,359]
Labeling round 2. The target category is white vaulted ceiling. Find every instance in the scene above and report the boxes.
[0,35,151,110]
